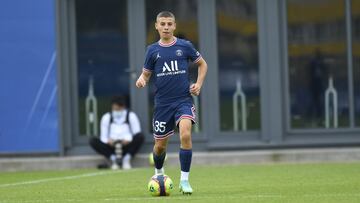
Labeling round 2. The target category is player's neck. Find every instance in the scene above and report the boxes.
[159,36,176,45]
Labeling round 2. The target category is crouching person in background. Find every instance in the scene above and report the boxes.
[89,96,144,170]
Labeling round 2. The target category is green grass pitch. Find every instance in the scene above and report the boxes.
[0,163,359,203]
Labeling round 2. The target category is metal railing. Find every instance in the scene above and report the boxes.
[85,76,98,136]
[325,77,338,128]
[233,79,247,131]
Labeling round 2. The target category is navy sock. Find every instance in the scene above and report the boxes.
[153,152,166,170]
[179,148,192,172]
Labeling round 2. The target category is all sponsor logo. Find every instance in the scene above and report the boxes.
[157,60,186,77]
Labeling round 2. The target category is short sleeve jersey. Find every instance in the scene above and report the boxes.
[143,37,202,105]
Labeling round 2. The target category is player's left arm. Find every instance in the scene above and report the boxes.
[190,58,208,96]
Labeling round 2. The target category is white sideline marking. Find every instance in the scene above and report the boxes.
[106,193,360,201]
[104,195,283,201]
[2,193,360,203]
[0,171,119,188]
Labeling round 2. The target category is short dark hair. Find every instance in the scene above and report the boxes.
[156,11,175,20]
[111,96,126,107]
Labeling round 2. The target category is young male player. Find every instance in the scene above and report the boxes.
[135,11,207,194]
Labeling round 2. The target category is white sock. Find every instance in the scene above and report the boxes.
[123,154,131,162]
[155,167,164,175]
[180,171,189,181]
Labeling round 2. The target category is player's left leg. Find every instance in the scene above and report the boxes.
[178,119,194,194]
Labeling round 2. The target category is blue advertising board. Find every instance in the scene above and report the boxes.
[0,0,59,153]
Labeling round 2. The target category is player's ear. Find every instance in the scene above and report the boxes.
[155,21,158,30]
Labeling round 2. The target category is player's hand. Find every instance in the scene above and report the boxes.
[136,76,147,88]
[190,83,201,96]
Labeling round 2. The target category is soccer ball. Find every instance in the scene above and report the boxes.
[147,175,174,196]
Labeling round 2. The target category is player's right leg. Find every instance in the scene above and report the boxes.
[153,137,169,175]
[152,104,175,175]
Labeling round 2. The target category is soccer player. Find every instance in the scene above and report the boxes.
[135,11,208,194]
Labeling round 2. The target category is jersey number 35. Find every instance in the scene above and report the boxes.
[154,121,166,133]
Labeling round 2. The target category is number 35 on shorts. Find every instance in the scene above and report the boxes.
[154,120,166,133]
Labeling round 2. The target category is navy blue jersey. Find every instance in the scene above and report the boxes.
[143,37,202,105]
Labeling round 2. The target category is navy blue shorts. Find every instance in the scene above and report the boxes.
[152,99,196,139]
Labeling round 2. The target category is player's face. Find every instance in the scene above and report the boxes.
[155,17,176,40]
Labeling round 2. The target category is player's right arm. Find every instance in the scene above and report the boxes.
[136,45,155,88]
[136,70,152,88]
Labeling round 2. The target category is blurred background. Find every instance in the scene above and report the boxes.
[0,0,359,156]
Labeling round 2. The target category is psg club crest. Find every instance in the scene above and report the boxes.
[176,49,183,56]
